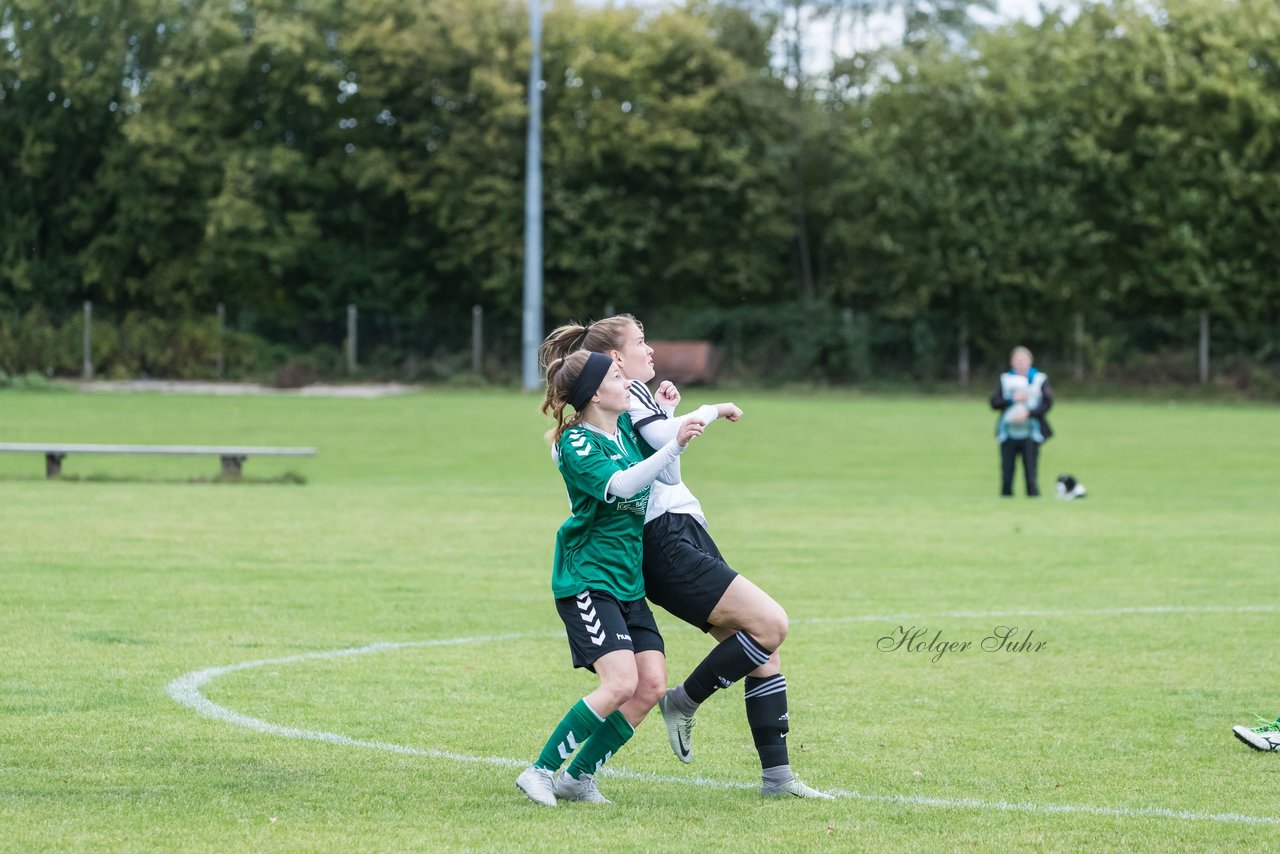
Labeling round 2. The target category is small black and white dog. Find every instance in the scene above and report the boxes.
[1055,474,1087,500]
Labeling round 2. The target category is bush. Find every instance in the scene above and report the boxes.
[650,302,894,384]
[0,308,66,375]
[0,308,281,381]
[0,369,61,391]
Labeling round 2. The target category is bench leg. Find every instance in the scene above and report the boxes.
[220,455,245,479]
[46,453,65,478]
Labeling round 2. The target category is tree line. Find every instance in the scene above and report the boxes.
[2,0,1277,386]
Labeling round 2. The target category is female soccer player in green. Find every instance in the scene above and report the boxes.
[516,345,706,806]
[543,315,831,799]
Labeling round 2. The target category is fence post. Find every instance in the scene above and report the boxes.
[346,304,358,374]
[216,302,226,378]
[842,307,868,381]
[957,318,970,387]
[82,300,93,381]
[1073,312,1085,382]
[1199,310,1209,384]
[472,305,484,375]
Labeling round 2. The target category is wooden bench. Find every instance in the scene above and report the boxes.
[0,443,317,479]
[649,340,720,385]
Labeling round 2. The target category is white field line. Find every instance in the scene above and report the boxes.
[165,605,1280,826]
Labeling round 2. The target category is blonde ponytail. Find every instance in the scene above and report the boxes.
[537,315,644,444]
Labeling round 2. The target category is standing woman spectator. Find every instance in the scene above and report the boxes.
[543,315,831,799]
[990,346,1054,497]
[515,346,706,807]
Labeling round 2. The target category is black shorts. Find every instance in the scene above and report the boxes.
[555,589,664,671]
[642,512,738,632]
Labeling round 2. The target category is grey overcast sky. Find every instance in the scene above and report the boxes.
[574,0,1049,16]
[572,0,1059,73]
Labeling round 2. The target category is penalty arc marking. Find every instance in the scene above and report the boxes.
[164,606,1280,827]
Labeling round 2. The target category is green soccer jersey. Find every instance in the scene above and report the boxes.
[551,412,660,601]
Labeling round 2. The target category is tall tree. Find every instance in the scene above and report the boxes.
[0,0,171,311]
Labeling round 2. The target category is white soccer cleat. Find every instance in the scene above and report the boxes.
[516,766,558,806]
[658,689,696,764]
[1233,716,1280,752]
[552,771,611,804]
[761,776,835,800]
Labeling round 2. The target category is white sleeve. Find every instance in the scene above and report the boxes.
[628,381,718,451]
[635,413,677,448]
[606,439,685,500]
[638,405,719,449]
[631,395,717,449]
[656,453,682,486]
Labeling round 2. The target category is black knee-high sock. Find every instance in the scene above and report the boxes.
[683,631,772,705]
[744,674,790,770]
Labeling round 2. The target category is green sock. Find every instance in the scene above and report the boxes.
[534,699,605,771]
[565,710,634,779]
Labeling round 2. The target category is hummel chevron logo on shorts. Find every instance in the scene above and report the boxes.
[576,592,606,646]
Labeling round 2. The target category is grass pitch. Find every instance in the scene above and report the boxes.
[1,388,1278,851]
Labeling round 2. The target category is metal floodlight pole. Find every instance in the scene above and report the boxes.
[216,302,226,378]
[347,303,358,373]
[82,300,93,381]
[521,0,544,391]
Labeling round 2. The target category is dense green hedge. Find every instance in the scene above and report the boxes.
[6,300,1274,397]
[0,309,271,380]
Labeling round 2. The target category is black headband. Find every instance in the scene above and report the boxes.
[568,351,613,411]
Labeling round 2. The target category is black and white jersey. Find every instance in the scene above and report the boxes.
[627,380,711,526]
